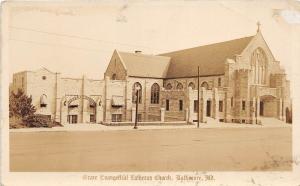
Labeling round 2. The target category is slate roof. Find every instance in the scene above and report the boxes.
[118,51,171,78]
[160,36,254,78]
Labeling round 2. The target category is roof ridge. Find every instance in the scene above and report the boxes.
[160,35,254,55]
[118,51,170,59]
[162,35,255,78]
[116,50,171,78]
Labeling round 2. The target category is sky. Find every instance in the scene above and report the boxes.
[6,0,300,83]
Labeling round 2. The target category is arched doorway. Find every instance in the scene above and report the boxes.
[259,95,277,117]
[66,95,97,124]
[286,107,292,123]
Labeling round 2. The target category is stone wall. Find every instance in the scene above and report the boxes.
[127,77,164,122]
[104,50,127,80]
[234,69,251,123]
[26,69,57,118]
[160,90,186,121]
[104,77,126,123]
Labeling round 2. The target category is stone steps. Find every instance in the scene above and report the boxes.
[260,117,288,126]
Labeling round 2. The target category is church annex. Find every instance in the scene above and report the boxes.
[11,29,292,125]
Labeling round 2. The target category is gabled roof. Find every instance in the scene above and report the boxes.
[160,36,254,78]
[117,51,171,78]
[14,67,58,75]
[39,67,57,74]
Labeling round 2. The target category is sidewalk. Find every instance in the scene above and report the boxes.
[9,121,291,133]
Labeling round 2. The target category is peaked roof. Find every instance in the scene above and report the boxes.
[39,67,57,74]
[160,36,254,78]
[118,51,171,78]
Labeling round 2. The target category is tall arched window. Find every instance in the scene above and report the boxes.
[201,82,209,90]
[176,83,183,90]
[188,82,195,89]
[166,83,172,90]
[151,83,160,104]
[251,53,256,83]
[251,48,267,84]
[132,82,142,103]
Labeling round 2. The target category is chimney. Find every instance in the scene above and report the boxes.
[135,50,142,54]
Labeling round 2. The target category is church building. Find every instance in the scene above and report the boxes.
[11,27,292,125]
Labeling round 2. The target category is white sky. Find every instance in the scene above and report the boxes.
[7,0,300,83]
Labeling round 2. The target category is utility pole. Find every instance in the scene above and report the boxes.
[197,66,200,128]
[133,86,140,129]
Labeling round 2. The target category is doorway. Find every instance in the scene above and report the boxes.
[68,115,78,124]
[260,101,264,116]
[286,107,292,123]
[206,100,211,117]
[259,95,277,117]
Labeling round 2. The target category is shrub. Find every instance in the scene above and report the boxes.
[22,114,62,128]
[23,115,49,128]
[9,116,26,129]
[9,89,36,118]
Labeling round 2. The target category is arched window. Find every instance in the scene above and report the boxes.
[251,52,256,83]
[40,94,47,107]
[166,83,172,90]
[151,83,160,104]
[251,48,267,84]
[201,82,209,90]
[112,73,117,80]
[176,83,183,90]
[188,82,195,89]
[132,82,142,103]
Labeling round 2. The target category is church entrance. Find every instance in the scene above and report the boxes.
[286,107,292,123]
[260,101,264,116]
[206,100,211,117]
[259,95,277,117]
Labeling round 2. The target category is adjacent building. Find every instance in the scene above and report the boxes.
[10,29,292,125]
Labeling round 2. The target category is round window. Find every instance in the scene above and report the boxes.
[42,76,46,80]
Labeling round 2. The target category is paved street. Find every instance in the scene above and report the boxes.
[10,127,292,171]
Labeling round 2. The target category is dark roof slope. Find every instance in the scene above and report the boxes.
[160,36,254,78]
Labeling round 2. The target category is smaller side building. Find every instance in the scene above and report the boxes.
[11,68,105,124]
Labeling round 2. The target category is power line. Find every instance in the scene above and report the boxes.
[9,38,113,53]
[218,2,257,24]
[10,26,164,51]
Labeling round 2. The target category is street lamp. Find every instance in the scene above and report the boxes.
[133,85,141,129]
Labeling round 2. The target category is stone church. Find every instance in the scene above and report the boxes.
[11,28,292,125]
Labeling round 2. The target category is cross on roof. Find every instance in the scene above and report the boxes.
[257,21,261,33]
